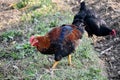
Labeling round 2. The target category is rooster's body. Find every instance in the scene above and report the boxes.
[36,25,82,59]
[30,24,84,68]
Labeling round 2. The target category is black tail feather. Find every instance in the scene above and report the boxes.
[72,1,86,27]
[80,1,86,11]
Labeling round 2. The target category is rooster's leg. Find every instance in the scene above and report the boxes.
[68,54,72,65]
[68,54,76,67]
[52,61,59,69]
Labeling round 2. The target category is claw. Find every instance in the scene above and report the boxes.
[68,55,72,65]
[52,61,59,69]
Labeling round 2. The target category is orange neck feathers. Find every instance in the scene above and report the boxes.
[35,35,50,50]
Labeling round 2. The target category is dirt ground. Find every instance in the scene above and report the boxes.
[0,0,21,32]
[0,0,120,80]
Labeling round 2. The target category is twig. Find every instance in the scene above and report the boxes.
[109,61,113,68]
[100,46,113,55]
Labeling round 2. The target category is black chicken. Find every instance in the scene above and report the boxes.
[76,0,116,44]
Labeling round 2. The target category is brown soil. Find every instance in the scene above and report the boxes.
[0,0,21,32]
[95,34,120,79]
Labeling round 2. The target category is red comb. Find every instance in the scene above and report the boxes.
[112,29,116,36]
[30,36,35,44]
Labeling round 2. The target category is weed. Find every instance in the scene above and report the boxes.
[11,0,29,9]
[0,30,22,41]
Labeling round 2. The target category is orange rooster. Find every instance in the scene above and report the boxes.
[29,1,85,69]
[30,24,84,69]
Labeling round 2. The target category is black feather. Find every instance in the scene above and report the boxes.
[79,1,113,37]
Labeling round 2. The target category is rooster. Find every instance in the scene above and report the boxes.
[30,17,84,69]
[78,0,116,44]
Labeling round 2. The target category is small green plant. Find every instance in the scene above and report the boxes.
[49,20,58,28]
[14,42,35,59]
[0,31,22,41]
[20,0,57,22]
[12,0,29,9]
[10,52,20,60]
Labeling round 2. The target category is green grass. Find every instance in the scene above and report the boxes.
[12,0,29,9]
[0,0,107,80]
[0,30,22,41]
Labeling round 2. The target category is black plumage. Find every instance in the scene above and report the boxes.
[75,1,116,37]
